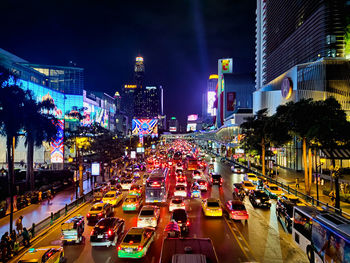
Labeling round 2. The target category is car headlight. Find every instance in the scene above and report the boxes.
[269,200,272,203]
[256,199,261,203]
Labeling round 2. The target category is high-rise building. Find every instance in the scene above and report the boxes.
[256,0,350,89]
[135,56,145,88]
[254,0,350,170]
[168,117,179,133]
[134,85,163,118]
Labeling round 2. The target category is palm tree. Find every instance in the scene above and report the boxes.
[0,81,31,232]
[23,96,58,191]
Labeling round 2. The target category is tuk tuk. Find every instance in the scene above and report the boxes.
[61,215,85,244]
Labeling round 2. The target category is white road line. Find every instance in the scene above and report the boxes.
[105,256,111,263]
[151,256,155,263]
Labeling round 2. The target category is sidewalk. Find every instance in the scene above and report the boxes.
[0,179,92,236]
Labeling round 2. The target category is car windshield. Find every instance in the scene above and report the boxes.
[122,180,132,184]
[171,199,183,204]
[255,191,268,198]
[140,210,154,216]
[248,175,256,178]
[231,204,246,211]
[176,186,185,191]
[194,171,200,175]
[90,206,102,211]
[234,184,242,189]
[125,197,136,202]
[104,194,115,198]
[96,218,114,227]
[244,182,253,187]
[172,210,187,221]
[207,201,220,207]
[270,186,279,191]
[212,175,221,179]
[124,234,142,243]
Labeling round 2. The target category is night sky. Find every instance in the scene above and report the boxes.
[1,0,256,124]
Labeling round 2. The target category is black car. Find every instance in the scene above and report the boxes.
[249,190,271,208]
[211,173,223,186]
[171,209,189,233]
[90,217,125,247]
[276,199,294,233]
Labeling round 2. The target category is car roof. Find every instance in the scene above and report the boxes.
[105,191,117,195]
[229,200,244,205]
[127,227,146,235]
[141,205,157,211]
[92,202,104,208]
[243,181,253,184]
[268,184,278,187]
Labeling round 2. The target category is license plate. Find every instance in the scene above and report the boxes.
[126,248,132,253]
[154,200,158,202]
[97,235,103,238]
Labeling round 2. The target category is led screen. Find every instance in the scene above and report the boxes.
[207,91,216,116]
[51,119,64,163]
[169,127,177,132]
[187,114,198,121]
[132,119,158,136]
[187,123,197,132]
[83,102,108,129]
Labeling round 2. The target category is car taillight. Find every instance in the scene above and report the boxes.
[87,213,90,217]
[117,246,121,250]
[181,203,185,206]
[98,212,103,217]
[137,246,143,251]
[186,220,190,226]
[220,178,223,182]
[91,230,94,235]
[108,229,113,236]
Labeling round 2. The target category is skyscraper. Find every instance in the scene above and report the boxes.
[134,86,163,118]
[254,0,350,117]
[135,56,145,88]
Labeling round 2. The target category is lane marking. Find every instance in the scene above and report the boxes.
[105,256,111,263]
[151,256,155,263]
[223,215,257,262]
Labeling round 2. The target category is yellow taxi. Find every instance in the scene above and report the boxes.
[280,194,307,206]
[201,198,222,217]
[241,180,256,193]
[18,247,64,263]
[245,173,260,185]
[118,227,155,258]
[102,191,123,207]
[264,183,283,198]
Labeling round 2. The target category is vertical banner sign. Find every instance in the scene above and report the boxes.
[51,119,64,163]
[91,163,100,176]
[221,59,233,74]
[227,92,236,111]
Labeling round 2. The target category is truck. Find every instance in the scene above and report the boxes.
[61,215,85,244]
[159,238,218,263]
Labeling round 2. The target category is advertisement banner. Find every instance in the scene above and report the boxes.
[187,114,198,121]
[91,163,100,176]
[132,119,158,136]
[207,91,216,116]
[51,119,64,163]
[219,58,233,74]
[227,92,236,111]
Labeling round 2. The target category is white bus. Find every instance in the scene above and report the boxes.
[293,206,350,263]
[145,168,169,203]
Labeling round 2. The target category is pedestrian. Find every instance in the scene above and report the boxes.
[295,178,300,189]
[340,182,345,194]
[38,191,42,203]
[47,190,51,205]
[329,190,336,206]
[10,230,17,254]
[15,216,23,235]
[21,228,30,247]
[345,183,350,194]
[70,193,74,203]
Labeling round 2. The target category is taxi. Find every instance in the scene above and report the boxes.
[118,227,155,258]
[279,194,306,206]
[18,247,64,263]
[201,198,222,217]
[244,173,260,185]
[122,194,143,212]
[129,184,143,196]
[241,181,256,193]
[86,202,113,223]
[102,191,123,207]
[264,183,283,198]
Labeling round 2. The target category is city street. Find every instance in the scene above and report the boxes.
[11,157,308,263]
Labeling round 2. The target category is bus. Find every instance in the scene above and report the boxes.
[292,206,350,263]
[187,157,198,171]
[145,168,169,204]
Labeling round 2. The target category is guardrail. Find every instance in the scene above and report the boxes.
[206,151,350,219]
[14,189,93,251]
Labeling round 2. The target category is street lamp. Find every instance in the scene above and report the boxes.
[315,157,325,205]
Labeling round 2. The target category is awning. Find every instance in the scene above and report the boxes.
[320,148,350,160]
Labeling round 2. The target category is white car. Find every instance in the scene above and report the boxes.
[137,205,160,228]
[244,173,260,185]
[169,196,186,212]
[175,178,187,187]
[196,179,208,191]
[192,170,202,180]
[174,185,187,197]
[120,179,133,190]
[231,165,245,174]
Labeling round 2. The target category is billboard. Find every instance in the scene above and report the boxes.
[83,102,109,128]
[51,119,64,163]
[91,163,100,176]
[219,58,233,74]
[227,92,236,111]
[187,123,197,132]
[169,127,177,132]
[132,119,158,136]
[207,91,216,116]
[187,114,198,121]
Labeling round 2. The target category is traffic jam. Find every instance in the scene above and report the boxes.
[15,139,341,263]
